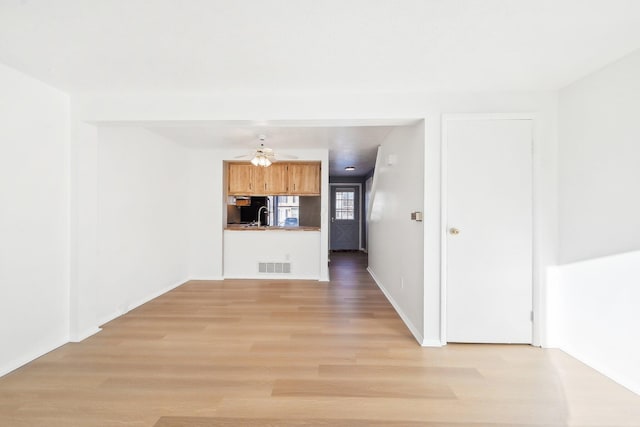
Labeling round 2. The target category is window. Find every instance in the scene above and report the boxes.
[268,196,300,226]
[335,189,355,220]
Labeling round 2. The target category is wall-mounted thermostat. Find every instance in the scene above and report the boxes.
[411,211,423,221]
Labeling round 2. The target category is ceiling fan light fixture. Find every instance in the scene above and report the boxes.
[251,154,272,167]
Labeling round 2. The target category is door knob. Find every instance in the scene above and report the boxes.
[449,227,460,235]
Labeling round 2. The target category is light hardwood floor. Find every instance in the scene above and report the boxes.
[1,252,639,426]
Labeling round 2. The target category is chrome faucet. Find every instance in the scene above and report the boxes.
[257,206,268,227]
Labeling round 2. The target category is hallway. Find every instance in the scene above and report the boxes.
[0,253,638,426]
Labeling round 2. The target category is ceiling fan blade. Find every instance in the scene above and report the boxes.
[236,137,299,162]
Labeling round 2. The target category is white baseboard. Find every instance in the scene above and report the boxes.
[223,274,320,281]
[422,339,444,347]
[367,267,424,345]
[561,345,640,396]
[188,276,224,281]
[0,336,68,377]
[69,326,101,343]
[94,278,189,330]
[95,310,125,330]
[545,253,640,396]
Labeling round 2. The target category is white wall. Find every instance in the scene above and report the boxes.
[558,48,640,264]
[367,123,425,343]
[0,64,70,375]
[72,90,558,345]
[545,48,640,394]
[186,149,224,279]
[547,251,640,394]
[93,127,190,327]
[69,121,100,340]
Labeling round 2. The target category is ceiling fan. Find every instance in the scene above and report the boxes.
[234,134,297,167]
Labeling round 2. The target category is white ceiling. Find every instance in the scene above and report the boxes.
[2,1,639,177]
[145,123,396,177]
[1,0,639,94]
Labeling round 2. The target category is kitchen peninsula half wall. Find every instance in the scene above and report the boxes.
[224,228,321,279]
[222,160,326,280]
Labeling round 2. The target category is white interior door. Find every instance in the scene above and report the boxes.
[445,118,533,344]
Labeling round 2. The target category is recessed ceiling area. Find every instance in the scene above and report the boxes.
[142,120,408,176]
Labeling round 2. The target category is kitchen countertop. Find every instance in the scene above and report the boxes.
[225,224,320,231]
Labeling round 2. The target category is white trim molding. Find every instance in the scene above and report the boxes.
[367,267,425,346]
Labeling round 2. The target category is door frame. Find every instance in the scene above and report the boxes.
[329,183,363,251]
[440,113,538,346]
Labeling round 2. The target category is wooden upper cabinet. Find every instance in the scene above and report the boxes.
[289,163,321,195]
[228,163,254,195]
[263,163,288,194]
[227,161,320,196]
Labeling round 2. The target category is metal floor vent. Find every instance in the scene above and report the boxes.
[258,262,291,274]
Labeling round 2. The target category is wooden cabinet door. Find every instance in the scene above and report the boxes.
[228,162,319,196]
[251,166,265,195]
[263,163,288,194]
[228,163,254,195]
[289,163,320,195]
